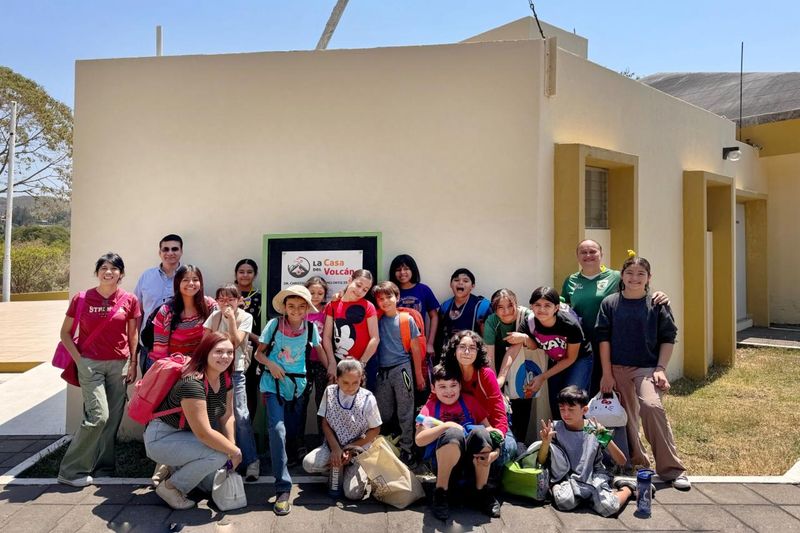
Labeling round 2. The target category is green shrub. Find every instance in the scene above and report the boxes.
[0,239,70,293]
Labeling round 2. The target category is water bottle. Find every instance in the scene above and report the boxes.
[415,414,442,428]
[328,464,343,498]
[636,469,654,517]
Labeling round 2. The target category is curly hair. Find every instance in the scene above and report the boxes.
[441,330,490,376]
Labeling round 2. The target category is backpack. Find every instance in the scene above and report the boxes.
[397,307,427,355]
[140,304,172,352]
[260,319,314,405]
[397,307,429,387]
[128,353,232,428]
[502,441,549,501]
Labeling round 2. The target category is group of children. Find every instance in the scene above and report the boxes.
[197,250,685,520]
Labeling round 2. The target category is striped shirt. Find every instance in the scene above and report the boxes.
[151,296,218,359]
[156,374,230,430]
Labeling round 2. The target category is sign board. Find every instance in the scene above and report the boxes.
[262,232,381,326]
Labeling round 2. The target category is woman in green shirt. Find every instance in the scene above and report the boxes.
[561,240,667,395]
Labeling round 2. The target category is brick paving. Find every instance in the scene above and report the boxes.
[0,436,63,475]
[0,481,798,532]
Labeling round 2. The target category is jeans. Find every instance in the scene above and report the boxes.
[264,391,305,493]
[232,371,258,466]
[548,355,594,421]
[59,358,128,480]
[144,419,228,494]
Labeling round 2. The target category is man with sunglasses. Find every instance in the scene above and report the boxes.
[134,234,184,370]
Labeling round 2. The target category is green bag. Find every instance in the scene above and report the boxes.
[502,441,549,501]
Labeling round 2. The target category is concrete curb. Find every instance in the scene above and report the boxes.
[2,435,798,486]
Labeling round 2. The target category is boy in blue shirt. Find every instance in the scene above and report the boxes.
[372,281,424,467]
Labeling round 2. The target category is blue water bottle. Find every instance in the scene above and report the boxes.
[636,469,654,517]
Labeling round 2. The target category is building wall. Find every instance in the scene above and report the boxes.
[72,40,547,312]
[763,152,800,324]
[539,49,767,377]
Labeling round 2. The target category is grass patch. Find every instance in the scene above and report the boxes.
[663,346,800,475]
[19,439,155,478]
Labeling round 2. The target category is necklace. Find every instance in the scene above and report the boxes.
[336,387,356,410]
[449,299,467,320]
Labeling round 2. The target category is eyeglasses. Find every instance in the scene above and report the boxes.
[161,246,181,252]
[457,345,478,354]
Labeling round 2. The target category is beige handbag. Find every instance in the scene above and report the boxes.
[355,436,424,509]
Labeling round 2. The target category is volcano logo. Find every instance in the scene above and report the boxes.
[287,257,311,278]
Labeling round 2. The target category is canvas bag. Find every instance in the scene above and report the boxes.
[502,441,549,501]
[587,391,628,428]
[355,436,424,509]
[211,468,247,511]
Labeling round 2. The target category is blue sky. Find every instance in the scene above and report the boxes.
[2,1,798,108]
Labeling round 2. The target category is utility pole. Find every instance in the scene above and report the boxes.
[2,101,17,302]
[316,0,349,50]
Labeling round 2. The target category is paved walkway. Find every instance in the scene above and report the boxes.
[737,325,800,349]
[0,301,66,372]
[0,480,799,532]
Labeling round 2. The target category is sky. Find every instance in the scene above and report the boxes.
[2,0,799,108]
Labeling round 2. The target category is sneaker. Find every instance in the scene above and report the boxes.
[476,487,501,518]
[245,460,261,482]
[155,482,196,510]
[151,463,172,487]
[399,450,418,470]
[613,477,655,500]
[57,475,93,488]
[432,487,449,521]
[671,474,692,491]
[274,491,292,516]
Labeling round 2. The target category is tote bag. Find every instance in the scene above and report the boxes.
[355,436,424,509]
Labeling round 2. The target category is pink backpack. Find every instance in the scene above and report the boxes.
[128,354,191,428]
[129,353,234,428]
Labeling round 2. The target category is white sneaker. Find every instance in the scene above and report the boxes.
[57,475,93,487]
[671,474,692,491]
[155,482,196,510]
[151,463,173,487]
[245,460,260,482]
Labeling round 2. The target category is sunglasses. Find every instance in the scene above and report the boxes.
[161,246,181,252]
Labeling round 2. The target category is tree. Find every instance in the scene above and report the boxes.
[0,240,69,293]
[0,67,73,199]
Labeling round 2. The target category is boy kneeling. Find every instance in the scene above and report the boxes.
[538,386,641,517]
[416,364,501,521]
[302,359,381,500]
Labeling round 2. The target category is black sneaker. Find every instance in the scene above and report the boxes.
[476,487,501,518]
[399,450,418,470]
[432,487,449,520]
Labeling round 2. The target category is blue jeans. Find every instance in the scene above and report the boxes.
[233,371,258,466]
[264,391,305,493]
[548,355,594,420]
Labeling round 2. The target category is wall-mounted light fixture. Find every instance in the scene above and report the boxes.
[722,146,741,161]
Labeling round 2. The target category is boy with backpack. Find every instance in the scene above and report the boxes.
[371,281,425,468]
[536,386,636,517]
[416,364,501,521]
[253,285,321,516]
[434,268,491,359]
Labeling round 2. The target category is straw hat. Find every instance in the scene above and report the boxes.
[272,285,318,314]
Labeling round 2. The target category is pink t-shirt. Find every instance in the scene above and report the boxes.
[66,288,141,361]
[307,310,326,362]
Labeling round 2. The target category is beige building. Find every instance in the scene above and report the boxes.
[69,17,787,427]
